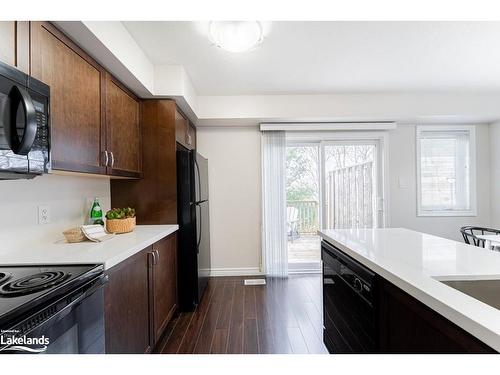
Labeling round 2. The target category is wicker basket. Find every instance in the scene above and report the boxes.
[106,217,136,234]
[63,227,87,243]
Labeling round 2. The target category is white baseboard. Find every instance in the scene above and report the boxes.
[210,267,264,277]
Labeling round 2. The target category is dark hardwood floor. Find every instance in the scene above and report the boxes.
[155,275,328,354]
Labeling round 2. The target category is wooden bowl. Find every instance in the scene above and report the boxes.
[106,217,136,234]
[63,227,87,243]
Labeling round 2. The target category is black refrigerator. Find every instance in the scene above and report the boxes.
[177,146,211,311]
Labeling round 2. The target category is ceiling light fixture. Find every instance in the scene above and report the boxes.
[208,21,263,53]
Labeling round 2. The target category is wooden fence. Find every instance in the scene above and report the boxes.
[325,161,374,229]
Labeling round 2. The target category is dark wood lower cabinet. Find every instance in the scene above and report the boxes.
[378,279,495,353]
[151,234,178,344]
[104,233,178,353]
[105,248,151,354]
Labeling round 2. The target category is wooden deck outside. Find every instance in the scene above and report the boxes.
[288,234,321,263]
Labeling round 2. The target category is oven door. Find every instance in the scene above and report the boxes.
[5,276,107,354]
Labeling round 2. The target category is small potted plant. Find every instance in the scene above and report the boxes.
[105,207,136,234]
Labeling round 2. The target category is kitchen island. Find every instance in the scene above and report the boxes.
[319,228,500,353]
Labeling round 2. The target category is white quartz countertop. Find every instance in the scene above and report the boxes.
[0,225,178,270]
[319,227,500,352]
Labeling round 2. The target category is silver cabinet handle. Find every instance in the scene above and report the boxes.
[155,250,160,262]
[103,151,109,166]
[151,250,158,266]
[110,151,115,168]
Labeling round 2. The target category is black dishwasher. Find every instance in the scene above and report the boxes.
[322,240,377,353]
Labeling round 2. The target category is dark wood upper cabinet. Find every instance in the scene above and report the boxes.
[105,73,142,178]
[150,234,178,344]
[28,21,142,177]
[105,248,152,354]
[111,100,177,224]
[30,21,106,174]
[0,21,31,74]
[188,123,197,150]
[175,109,196,150]
[0,22,16,67]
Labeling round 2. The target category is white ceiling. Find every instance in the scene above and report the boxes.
[123,21,500,96]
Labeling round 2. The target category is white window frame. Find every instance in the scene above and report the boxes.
[416,125,477,217]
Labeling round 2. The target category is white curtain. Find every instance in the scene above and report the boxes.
[261,131,288,277]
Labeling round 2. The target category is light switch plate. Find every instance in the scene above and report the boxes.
[38,205,50,225]
[398,177,409,189]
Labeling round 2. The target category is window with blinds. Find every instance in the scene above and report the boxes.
[416,126,476,216]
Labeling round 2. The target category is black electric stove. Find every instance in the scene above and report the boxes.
[0,264,107,354]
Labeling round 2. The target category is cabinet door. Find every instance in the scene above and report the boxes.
[30,22,106,174]
[105,73,142,178]
[0,21,28,72]
[0,22,15,67]
[378,280,494,353]
[187,123,196,150]
[151,234,178,343]
[105,248,152,353]
[175,109,189,149]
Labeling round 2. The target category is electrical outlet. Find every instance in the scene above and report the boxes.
[38,205,50,225]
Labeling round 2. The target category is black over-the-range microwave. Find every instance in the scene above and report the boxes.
[0,60,50,179]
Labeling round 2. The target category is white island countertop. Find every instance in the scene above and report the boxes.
[319,228,500,352]
[0,225,178,270]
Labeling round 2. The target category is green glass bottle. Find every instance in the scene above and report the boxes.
[90,197,104,225]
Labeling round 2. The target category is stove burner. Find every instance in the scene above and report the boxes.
[0,271,71,297]
[0,272,11,285]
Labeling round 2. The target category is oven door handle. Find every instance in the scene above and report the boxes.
[50,275,109,324]
[7,85,37,155]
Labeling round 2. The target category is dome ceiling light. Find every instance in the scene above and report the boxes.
[208,21,264,53]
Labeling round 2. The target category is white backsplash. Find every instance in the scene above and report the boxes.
[0,173,110,251]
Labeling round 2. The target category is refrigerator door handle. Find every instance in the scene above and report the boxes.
[196,205,202,252]
[194,156,203,203]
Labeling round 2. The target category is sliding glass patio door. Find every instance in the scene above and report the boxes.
[285,137,385,273]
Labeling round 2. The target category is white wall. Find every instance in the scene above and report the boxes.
[196,127,262,274]
[490,121,500,228]
[0,174,110,250]
[388,124,491,241]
